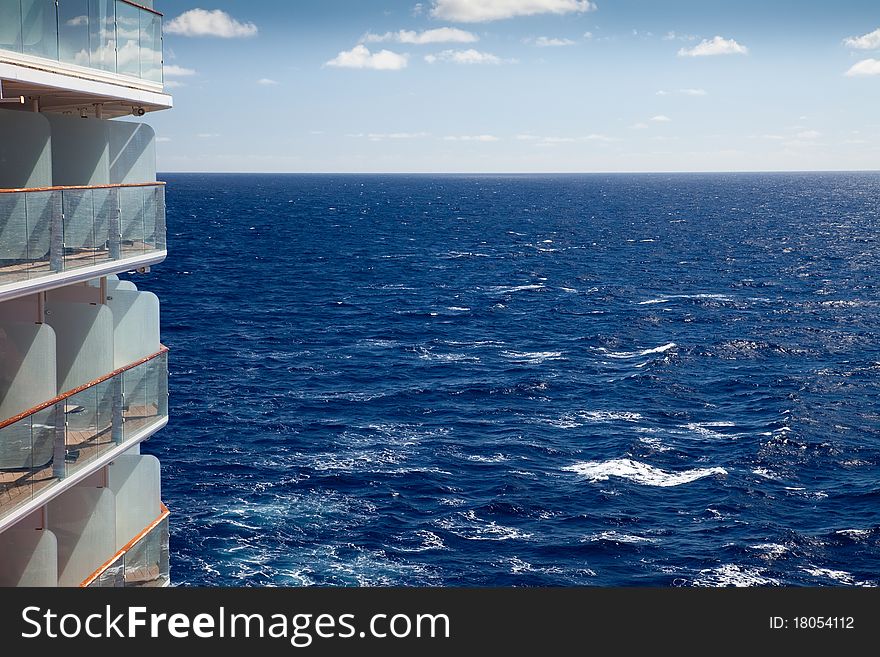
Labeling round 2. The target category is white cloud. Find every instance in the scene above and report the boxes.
[425,49,508,64]
[631,122,648,129]
[430,0,597,23]
[650,115,672,122]
[663,31,698,42]
[325,45,409,70]
[583,31,593,39]
[66,15,89,27]
[531,36,576,47]
[164,80,184,88]
[443,135,500,141]
[163,64,197,77]
[843,28,880,50]
[796,130,821,140]
[156,137,172,143]
[166,9,257,38]
[845,58,880,77]
[678,36,748,57]
[197,133,220,138]
[516,134,541,140]
[257,78,279,85]
[364,27,478,44]
[365,132,430,141]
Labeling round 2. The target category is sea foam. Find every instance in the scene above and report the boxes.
[564,458,727,487]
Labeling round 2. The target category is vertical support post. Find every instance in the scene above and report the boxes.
[158,354,168,418]
[52,403,66,479]
[49,203,64,272]
[112,375,124,445]
[109,198,121,260]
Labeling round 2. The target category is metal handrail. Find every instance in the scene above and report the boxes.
[0,181,166,195]
[0,346,169,431]
[118,0,164,17]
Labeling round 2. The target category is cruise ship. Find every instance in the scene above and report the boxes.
[0,0,172,586]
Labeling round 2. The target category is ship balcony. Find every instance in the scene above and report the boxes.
[0,346,168,530]
[83,502,170,587]
[1,0,164,85]
[0,182,166,300]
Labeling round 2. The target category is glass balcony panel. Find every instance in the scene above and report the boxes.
[24,190,57,278]
[115,0,141,78]
[0,417,36,515]
[20,0,59,61]
[118,185,146,258]
[64,385,97,476]
[62,188,98,271]
[58,0,90,67]
[143,186,158,250]
[88,0,116,72]
[140,10,162,83]
[91,186,115,266]
[0,193,30,285]
[0,1,23,52]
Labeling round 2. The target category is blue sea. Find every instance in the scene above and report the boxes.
[136,172,880,587]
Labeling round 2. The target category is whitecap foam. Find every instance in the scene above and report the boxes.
[435,510,533,542]
[835,529,872,540]
[585,531,657,544]
[637,298,670,305]
[603,343,677,359]
[501,350,565,364]
[564,458,727,487]
[692,564,780,587]
[749,543,789,559]
[490,284,547,294]
[802,567,859,586]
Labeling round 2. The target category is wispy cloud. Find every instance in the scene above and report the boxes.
[843,28,880,50]
[425,49,510,64]
[845,58,880,77]
[156,137,172,143]
[663,31,698,42]
[257,78,279,85]
[325,45,409,70]
[166,9,257,38]
[430,0,597,23]
[650,115,672,122]
[678,36,748,57]
[197,133,220,138]
[443,135,500,142]
[163,64,197,77]
[796,130,821,140]
[363,27,478,44]
[529,36,577,47]
[361,132,431,141]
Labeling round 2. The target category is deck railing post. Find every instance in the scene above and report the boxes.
[109,199,121,260]
[52,403,66,479]
[112,376,124,445]
[49,204,64,273]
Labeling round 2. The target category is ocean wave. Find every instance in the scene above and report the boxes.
[435,510,533,542]
[692,564,780,587]
[584,531,657,544]
[564,459,727,487]
[488,284,547,294]
[501,350,565,364]
[602,343,677,359]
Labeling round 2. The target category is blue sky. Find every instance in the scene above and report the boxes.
[149,0,880,173]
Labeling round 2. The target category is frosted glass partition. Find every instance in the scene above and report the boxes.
[0,109,52,189]
[0,349,168,523]
[108,289,160,366]
[0,528,58,586]
[108,454,160,549]
[47,487,116,587]
[0,322,57,420]
[0,0,164,84]
[0,183,166,290]
[44,302,114,392]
